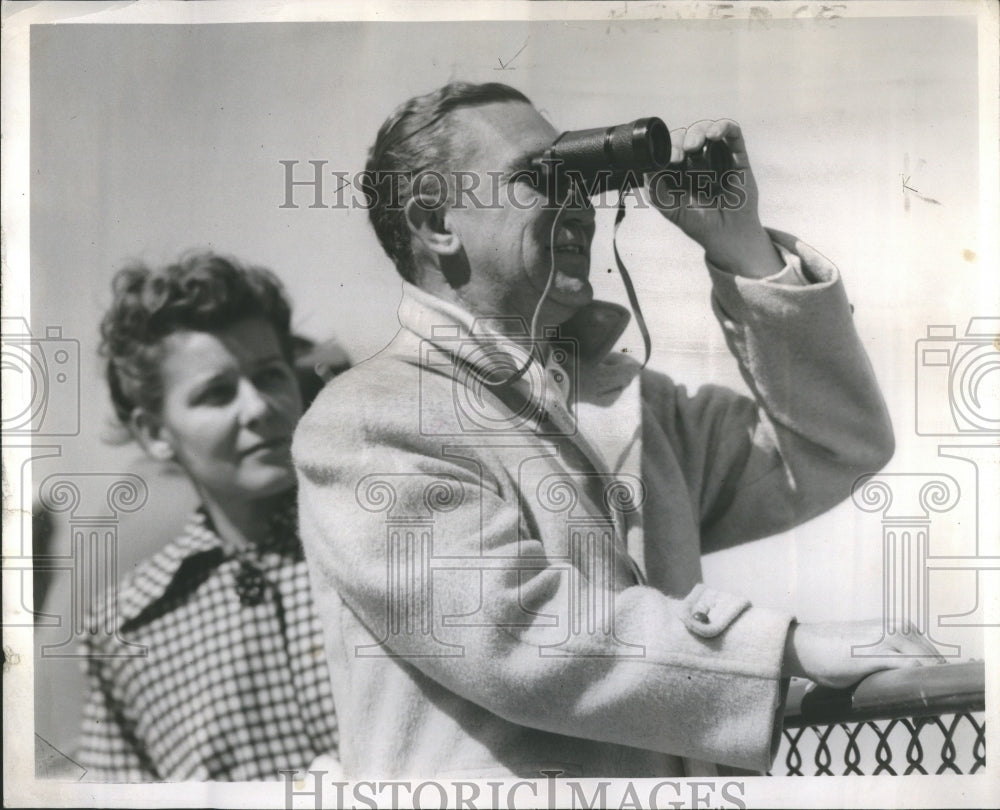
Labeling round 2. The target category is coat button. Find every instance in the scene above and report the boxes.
[692,611,710,624]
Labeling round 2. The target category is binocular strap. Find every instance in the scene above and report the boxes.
[613,194,652,371]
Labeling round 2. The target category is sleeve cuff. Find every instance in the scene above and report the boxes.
[667,585,797,772]
[711,602,797,771]
[707,229,844,324]
[760,241,809,286]
[705,229,822,287]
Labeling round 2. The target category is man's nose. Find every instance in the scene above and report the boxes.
[564,184,596,224]
[567,182,594,212]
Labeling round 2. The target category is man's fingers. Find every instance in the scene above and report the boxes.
[897,623,946,660]
[707,118,748,164]
[908,634,947,663]
[682,120,713,153]
[669,127,687,164]
[672,119,750,173]
[884,626,947,662]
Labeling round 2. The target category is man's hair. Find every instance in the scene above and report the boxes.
[99,252,295,426]
[363,82,532,283]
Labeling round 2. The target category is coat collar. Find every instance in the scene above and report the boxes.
[394,282,643,494]
[113,491,301,629]
[393,283,647,585]
[115,512,225,629]
[396,282,632,372]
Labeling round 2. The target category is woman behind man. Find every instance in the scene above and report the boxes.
[78,253,339,781]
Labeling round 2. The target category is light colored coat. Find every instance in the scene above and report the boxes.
[293,230,894,779]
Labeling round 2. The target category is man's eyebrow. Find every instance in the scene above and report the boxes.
[499,151,540,178]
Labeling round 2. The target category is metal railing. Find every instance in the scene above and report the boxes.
[773,661,986,775]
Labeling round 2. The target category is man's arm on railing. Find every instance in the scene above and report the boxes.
[783,660,986,727]
[781,619,946,688]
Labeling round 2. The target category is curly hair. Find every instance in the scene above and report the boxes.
[99,252,295,426]
[363,82,532,284]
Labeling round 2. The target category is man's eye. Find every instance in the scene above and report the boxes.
[508,167,543,187]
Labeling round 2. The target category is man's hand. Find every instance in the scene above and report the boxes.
[782,620,946,689]
[645,119,783,278]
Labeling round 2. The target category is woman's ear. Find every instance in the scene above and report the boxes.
[405,196,462,257]
[129,409,175,462]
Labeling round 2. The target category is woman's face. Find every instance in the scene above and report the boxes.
[148,318,303,503]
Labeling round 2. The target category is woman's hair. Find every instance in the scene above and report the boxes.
[100,252,294,426]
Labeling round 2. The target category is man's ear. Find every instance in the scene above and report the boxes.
[129,409,175,463]
[405,196,462,257]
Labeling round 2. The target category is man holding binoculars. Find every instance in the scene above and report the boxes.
[293,82,942,778]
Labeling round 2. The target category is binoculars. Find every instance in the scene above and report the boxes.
[529,116,734,195]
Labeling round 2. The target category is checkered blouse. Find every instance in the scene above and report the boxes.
[77,493,339,781]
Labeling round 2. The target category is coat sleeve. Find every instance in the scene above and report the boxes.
[295,405,792,772]
[650,229,895,552]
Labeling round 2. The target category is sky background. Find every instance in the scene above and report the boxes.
[17,12,995,760]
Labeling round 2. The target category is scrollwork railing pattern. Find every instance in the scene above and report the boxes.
[773,662,986,775]
[774,713,985,775]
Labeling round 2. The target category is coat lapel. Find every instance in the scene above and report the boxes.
[395,286,647,579]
